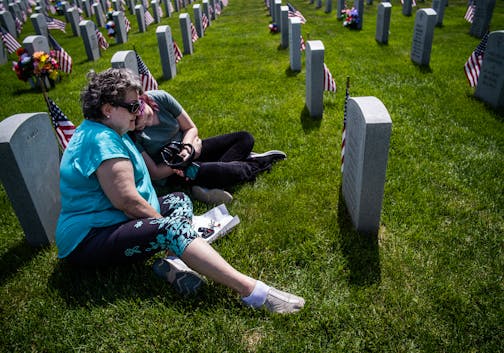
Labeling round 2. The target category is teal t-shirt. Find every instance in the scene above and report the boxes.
[134,90,184,160]
[56,119,160,259]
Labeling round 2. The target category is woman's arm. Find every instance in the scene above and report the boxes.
[96,158,162,219]
[177,109,202,159]
[140,151,182,180]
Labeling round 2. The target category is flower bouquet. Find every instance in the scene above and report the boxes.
[12,48,59,90]
[341,7,360,29]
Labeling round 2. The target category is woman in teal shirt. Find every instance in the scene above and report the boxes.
[56,68,304,314]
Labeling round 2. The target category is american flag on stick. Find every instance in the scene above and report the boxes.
[191,23,199,42]
[300,34,306,51]
[323,63,337,92]
[95,28,109,50]
[124,16,131,32]
[464,32,489,87]
[173,40,183,63]
[15,17,23,35]
[287,2,306,24]
[135,51,158,91]
[464,0,475,23]
[45,15,66,32]
[46,97,76,150]
[144,9,154,26]
[0,26,21,54]
[341,77,350,173]
[202,13,209,31]
[48,34,72,74]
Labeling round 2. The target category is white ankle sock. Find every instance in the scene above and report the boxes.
[241,280,270,308]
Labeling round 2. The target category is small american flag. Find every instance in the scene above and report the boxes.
[136,51,158,91]
[173,40,183,63]
[287,2,306,24]
[15,17,23,35]
[48,34,72,74]
[323,63,337,92]
[124,16,131,32]
[300,34,306,51]
[157,5,163,18]
[464,32,489,88]
[169,1,174,12]
[191,23,199,42]
[46,97,76,150]
[144,9,154,26]
[95,28,109,50]
[215,2,221,15]
[202,13,209,30]
[45,15,66,32]
[0,26,21,54]
[464,0,475,23]
[341,77,350,172]
[222,0,228,6]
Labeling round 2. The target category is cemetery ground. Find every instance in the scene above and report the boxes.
[0,0,503,351]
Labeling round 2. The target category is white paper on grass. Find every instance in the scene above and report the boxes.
[192,204,240,244]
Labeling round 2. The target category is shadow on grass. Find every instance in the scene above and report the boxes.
[47,259,235,311]
[300,105,322,133]
[0,239,42,285]
[285,66,301,77]
[411,61,433,74]
[337,187,381,286]
[466,94,504,121]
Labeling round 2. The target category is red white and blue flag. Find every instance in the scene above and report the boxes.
[341,77,350,172]
[173,41,183,63]
[135,51,158,91]
[45,15,66,32]
[202,13,209,30]
[287,2,306,24]
[144,9,155,26]
[95,28,109,50]
[48,34,72,74]
[323,63,337,92]
[464,32,489,87]
[46,97,76,150]
[464,0,475,23]
[0,26,21,54]
[191,23,199,42]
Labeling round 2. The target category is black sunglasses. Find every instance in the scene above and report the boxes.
[114,100,142,114]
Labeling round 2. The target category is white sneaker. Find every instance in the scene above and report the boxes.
[248,150,287,160]
[192,185,233,204]
[263,287,305,314]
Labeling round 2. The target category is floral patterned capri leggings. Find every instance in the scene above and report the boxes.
[66,193,198,267]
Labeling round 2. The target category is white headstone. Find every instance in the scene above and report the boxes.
[305,40,325,119]
[410,8,437,66]
[156,25,177,80]
[0,113,61,247]
[342,96,392,235]
[79,20,100,61]
[288,17,302,71]
[474,31,504,109]
[375,2,392,44]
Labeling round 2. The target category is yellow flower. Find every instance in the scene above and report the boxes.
[49,70,59,80]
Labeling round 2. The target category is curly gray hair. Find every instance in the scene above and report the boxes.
[81,68,143,121]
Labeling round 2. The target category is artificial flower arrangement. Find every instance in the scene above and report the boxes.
[268,23,279,33]
[12,48,59,87]
[106,10,116,38]
[341,7,360,29]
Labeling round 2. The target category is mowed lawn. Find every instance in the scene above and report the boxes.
[0,0,503,352]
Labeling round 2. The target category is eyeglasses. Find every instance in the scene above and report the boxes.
[114,100,142,114]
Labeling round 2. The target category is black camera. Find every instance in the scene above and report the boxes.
[160,141,195,169]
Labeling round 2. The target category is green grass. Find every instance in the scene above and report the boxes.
[1,0,503,352]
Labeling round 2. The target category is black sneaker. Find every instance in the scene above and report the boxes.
[248,150,287,170]
[152,257,205,296]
